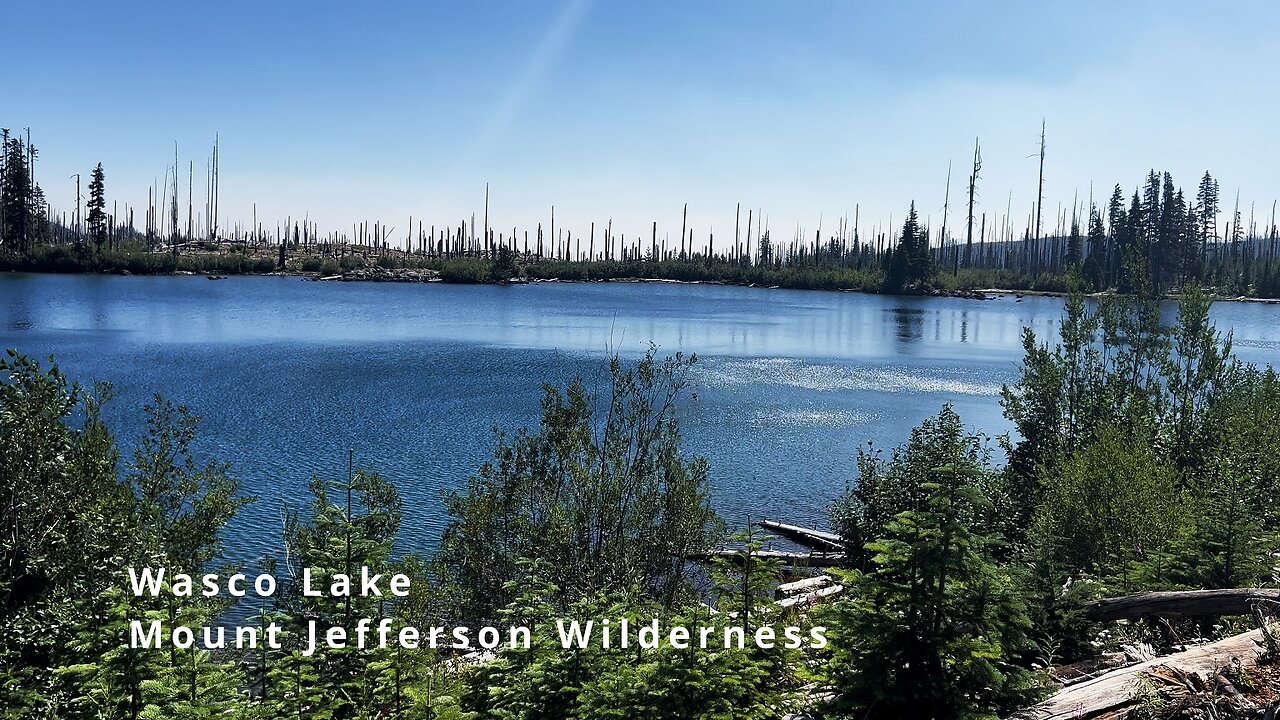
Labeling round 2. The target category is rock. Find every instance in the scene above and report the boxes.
[339,267,442,283]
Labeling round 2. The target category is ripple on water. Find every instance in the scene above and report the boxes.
[698,357,1004,396]
[749,407,877,429]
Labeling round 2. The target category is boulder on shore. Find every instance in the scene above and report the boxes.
[336,267,441,283]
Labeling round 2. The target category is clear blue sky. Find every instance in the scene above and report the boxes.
[9,1,1280,244]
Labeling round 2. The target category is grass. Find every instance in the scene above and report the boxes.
[0,243,277,275]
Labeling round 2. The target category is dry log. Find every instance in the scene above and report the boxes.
[777,584,844,609]
[757,520,844,552]
[1084,588,1280,622]
[1009,628,1265,719]
[776,575,833,599]
[690,549,845,568]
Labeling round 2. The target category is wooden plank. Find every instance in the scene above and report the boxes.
[1084,589,1280,622]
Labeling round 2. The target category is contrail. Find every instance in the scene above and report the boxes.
[466,0,593,164]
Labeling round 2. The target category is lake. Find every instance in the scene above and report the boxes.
[3,273,1278,564]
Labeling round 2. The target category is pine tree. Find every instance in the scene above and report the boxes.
[882,202,933,293]
[1106,185,1127,288]
[1196,172,1219,252]
[88,163,107,254]
[827,462,1044,718]
[1065,215,1082,270]
[1141,171,1162,291]
[756,230,772,266]
[1,135,31,253]
[1083,205,1107,289]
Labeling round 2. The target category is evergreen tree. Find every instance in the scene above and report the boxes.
[489,243,518,282]
[826,462,1044,719]
[1082,205,1107,289]
[834,406,1015,566]
[87,163,107,253]
[1196,171,1219,252]
[1106,185,1127,289]
[467,559,797,720]
[256,469,420,719]
[757,230,773,266]
[1065,215,1082,270]
[882,202,933,293]
[1,134,31,253]
[1141,172,1162,290]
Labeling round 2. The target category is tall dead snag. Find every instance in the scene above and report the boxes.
[734,202,740,262]
[207,134,219,241]
[1034,119,1046,253]
[940,160,951,258]
[680,203,687,260]
[170,143,179,252]
[964,137,981,270]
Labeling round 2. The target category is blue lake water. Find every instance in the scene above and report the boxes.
[3,273,1278,564]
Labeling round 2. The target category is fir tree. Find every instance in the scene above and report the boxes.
[87,163,107,253]
[1106,185,1127,288]
[882,202,933,293]
[827,462,1044,719]
[1196,171,1219,251]
[1,134,31,253]
[1082,205,1107,289]
[1065,215,1082,270]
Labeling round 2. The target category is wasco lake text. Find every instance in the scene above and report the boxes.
[125,567,829,655]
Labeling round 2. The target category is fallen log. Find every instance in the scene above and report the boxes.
[776,575,833,599]
[757,520,844,552]
[1009,628,1266,719]
[777,584,844,609]
[1084,588,1280,622]
[690,549,846,568]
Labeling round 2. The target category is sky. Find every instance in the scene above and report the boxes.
[7,1,1280,245]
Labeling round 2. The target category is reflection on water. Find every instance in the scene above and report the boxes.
[888,306,926,345]
[1,274,1276,561]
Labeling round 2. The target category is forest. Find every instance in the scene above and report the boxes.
[4,283,1280,719]
[4,127,1280,298]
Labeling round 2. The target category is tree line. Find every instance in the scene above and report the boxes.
[5,124,1279,298]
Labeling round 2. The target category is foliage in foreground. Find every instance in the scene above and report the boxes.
[829,413,1045,719]
[436,347,724,620]
[825,286,1280,718]
[0,348,804,719]
[4,282,1280,720]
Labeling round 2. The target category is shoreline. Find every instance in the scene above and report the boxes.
[10,266,1280,305]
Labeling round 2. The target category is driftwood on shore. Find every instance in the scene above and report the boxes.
[690,549,846,568]
[776,575,834,598]
[1009,629,1266,719]
[1084,588,1280,622]
[777,584,844,609]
